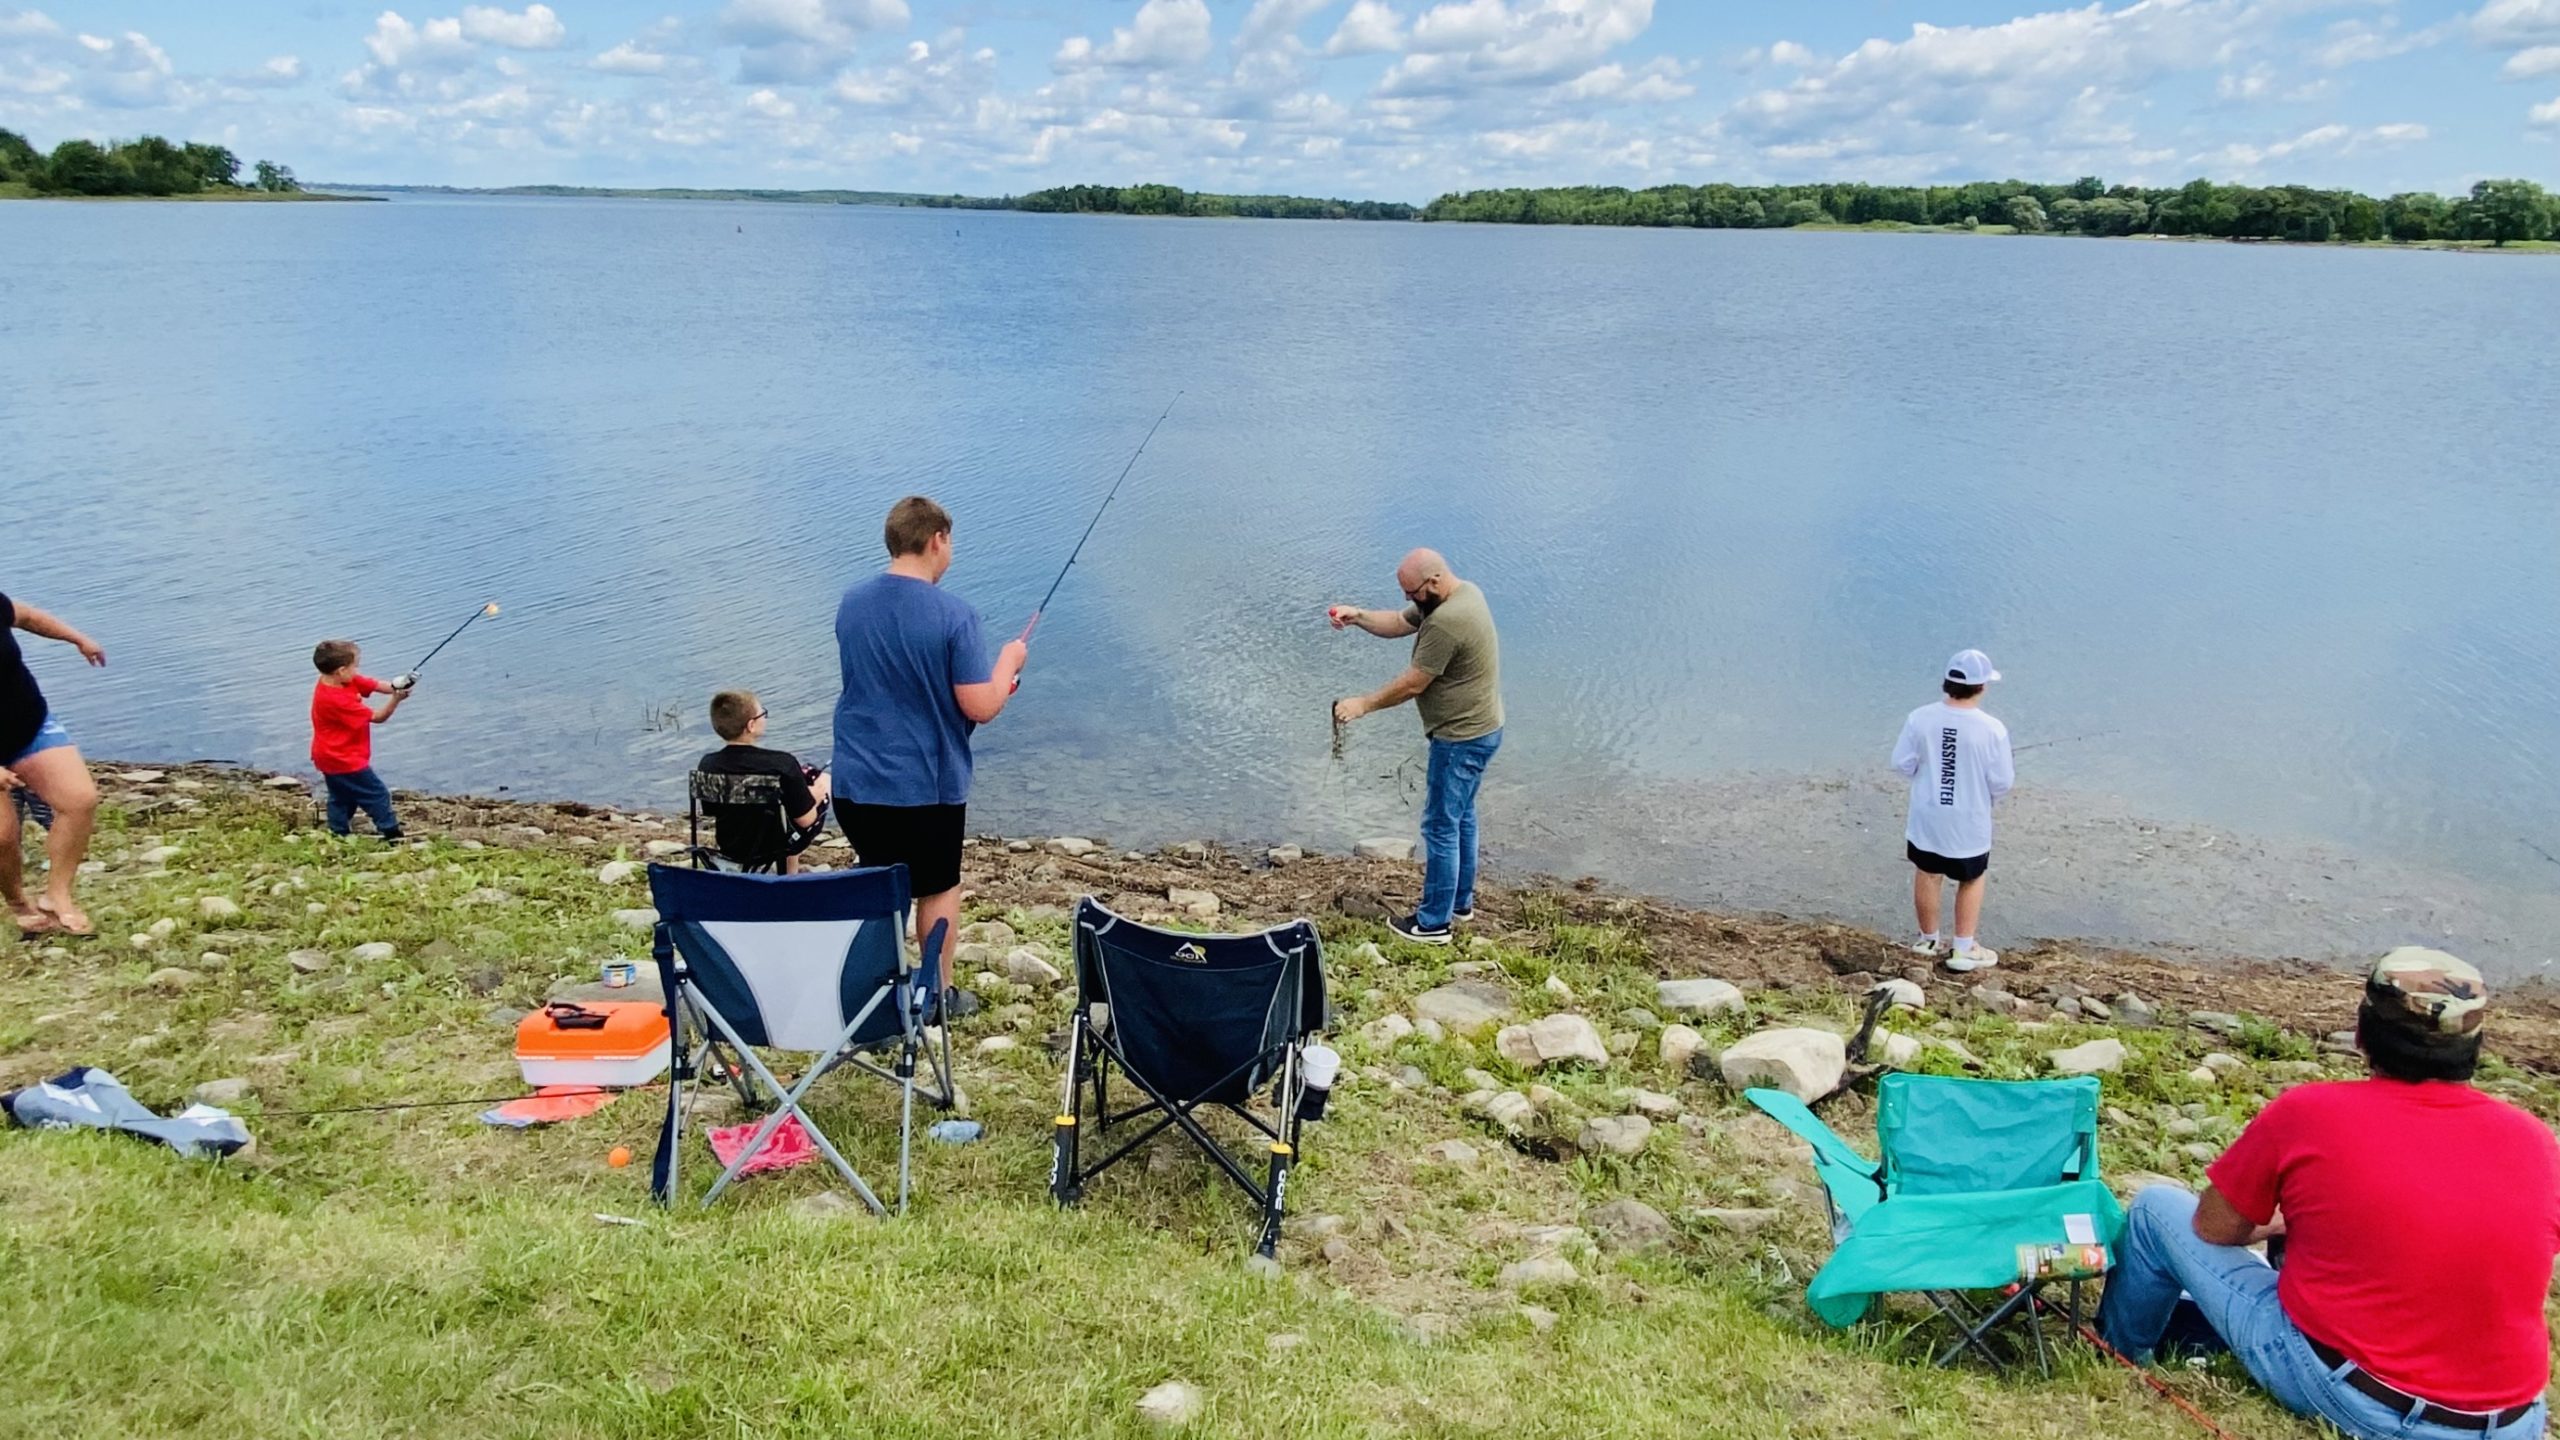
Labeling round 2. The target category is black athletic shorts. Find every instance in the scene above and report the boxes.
[1907,841,1990,883]
[834,799,967,896]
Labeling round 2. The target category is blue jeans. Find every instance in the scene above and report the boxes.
[322,767,402,837]
[2099,1187,2546,1440]
[1417,729,1501,928]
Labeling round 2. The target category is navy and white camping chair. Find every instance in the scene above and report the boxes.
[1050,896,1329,1259]
[646,863,955,1214]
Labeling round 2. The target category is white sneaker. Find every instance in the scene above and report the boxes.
[1943,946,2000,973]
[1909,937,1948,958]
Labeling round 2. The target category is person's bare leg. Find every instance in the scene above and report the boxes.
[1951,875,1988,946]
[914,886,963,991]
[1911,867,1942,939]
[17,748,96,933]
[0,797,38,932]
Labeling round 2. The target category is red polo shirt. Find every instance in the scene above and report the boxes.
[310,676,384,775]
[2209,1078,2560,1410]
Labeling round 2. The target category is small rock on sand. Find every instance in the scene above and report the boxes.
[1048,837,1098,857]
[1354,837,1415,862]
[1265,846,1303,866]
[1166,888,1220,918]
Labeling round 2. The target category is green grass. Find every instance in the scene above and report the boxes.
[5,780,2544,1437]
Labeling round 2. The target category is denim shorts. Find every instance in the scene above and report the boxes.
[6,712,72,767]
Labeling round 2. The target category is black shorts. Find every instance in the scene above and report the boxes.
[834,800,967,896]
[1907,842,1990,883]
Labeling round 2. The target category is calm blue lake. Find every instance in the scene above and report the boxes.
[6,195,2557,971]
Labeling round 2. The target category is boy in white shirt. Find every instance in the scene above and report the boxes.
[1891,649,2015,972]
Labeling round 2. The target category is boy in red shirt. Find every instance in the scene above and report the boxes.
[310,639,415,840]
[2098,948,2558,1440]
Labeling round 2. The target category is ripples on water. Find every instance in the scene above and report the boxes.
[5,198,2557,965]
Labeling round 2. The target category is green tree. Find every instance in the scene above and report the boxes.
[0,127,37,184]
[2068,175,2104,202]
[2382,192,2446,242]
[253,159,299,193]
[2338,194,2383,243]
[2461,179,2555,246]
[2003,194,2047,232]
[42,138,128,195]
[184,142,241,188]
[1770,196,1829,227]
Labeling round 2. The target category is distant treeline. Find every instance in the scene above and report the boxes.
[1419,177,2560,246]
[921,183,1419,221]
[1,128,299,196]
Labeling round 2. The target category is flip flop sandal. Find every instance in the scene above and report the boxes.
[32,898,95,938]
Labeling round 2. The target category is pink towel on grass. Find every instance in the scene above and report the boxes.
[706,1114,818,1176]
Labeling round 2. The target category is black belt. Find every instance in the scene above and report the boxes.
[2304,1337,2535,1432]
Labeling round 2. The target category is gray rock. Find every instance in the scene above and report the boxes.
[1616,1007,1662,1032]
[1004,947,1064,986]
[2179,1142,2222,1165]
[1472,1090,1536,1135]
[148,917,179,940]
[349,941,396,963]
[1524,1013,1610,1068]
[1629,1088,1683,1119]
[1135,1380,1203,1427]
[2165,1117,2202,1139]
[1412,1017,1445,1044]
[2185,1065,2220,1085]
[793,1191,862,1219]
[1878,1031,1924,1068]
[1578,1114,1654,1157]
[2200,1052,2247,1077]
[1360,1013,1414,1046]
[1719,1028,1848,1102]
[1047,836,1098,857]
[2078,997,2114,1023]
[193,1077,250,1106]
[1585,1197,1675,1252]
[1411,979,1515,1032]
[119,770,168,784]
[610,908,660,931]
[641,840,687,859]
[1265,845,1303,866]
[136,845,182,865]
[2189,1011,2245,1036]
[1929,1036,1987,1069]
[2047,1037,2129,1075]
[144,967,202,993]
[1460,1068,1502,1093]
[2113,992,2159,1028]
[1873,978,1927,1011]
[1494,1025,1542,1068]
[197,896,242,922]
[1692,1207,1785,1235]
[1166,887,1220,918]
[1656,977,1744,1017]
[1497,1254,1578,1289]
[1419,1139,1480,1169]
[1657,1024,1704,1073]
[596,860,640,885]
[264,774,306,789]
[1353,836,1415,862]
[1518,1305,1559,1333]
[958,920,1017,947]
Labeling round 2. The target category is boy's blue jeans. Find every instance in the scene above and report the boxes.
[1416,729,1501,928]
[322,767,402,837]
[2098,1186,2545,1440]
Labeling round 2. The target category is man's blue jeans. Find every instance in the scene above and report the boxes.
[2099,1186,2546,1440]
[322,767,402,838]
[1417,729,1501,928]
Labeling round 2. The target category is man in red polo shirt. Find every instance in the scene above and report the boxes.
[2099,948,2558,1440]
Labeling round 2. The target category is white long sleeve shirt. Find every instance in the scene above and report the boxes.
[1891,701,2014,860]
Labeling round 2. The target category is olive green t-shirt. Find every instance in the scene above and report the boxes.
[1402,580,1504,742]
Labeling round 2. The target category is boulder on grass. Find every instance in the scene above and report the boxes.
[1718,1028,1847,1102]
[1656,977,1743,1017]
[1412,979,1514,1032]
[1524,1013,1609,1068]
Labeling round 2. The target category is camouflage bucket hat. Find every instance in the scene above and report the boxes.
[2366,947,2489,1037]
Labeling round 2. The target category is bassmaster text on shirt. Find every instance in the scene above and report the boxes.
[1890,701,2015,859]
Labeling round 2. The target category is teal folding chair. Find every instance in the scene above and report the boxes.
[1746,1073,2126,1373]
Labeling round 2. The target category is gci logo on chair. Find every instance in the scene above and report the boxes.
[1172,942,1209,965]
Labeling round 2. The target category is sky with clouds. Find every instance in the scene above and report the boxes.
[4,1,2556,197]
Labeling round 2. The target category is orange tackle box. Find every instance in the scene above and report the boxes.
[515,1002,670,1087]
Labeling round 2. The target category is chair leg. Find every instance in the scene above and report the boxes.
[1254,1140,1293,1260]
[1051,1013,1085,1206]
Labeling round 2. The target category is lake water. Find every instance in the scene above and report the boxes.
[7,196,2558,975]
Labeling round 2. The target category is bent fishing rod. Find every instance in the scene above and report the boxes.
[1013,391,1183,665]
[403,601,501,685]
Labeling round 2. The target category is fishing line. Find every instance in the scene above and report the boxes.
[2015,729,2120,754]
[410,600,502,675]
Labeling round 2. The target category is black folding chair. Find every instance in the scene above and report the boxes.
[1050,897,1327,1259]
[686,770,796,873]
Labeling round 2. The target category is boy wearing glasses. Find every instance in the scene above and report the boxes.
[698,689,829,872]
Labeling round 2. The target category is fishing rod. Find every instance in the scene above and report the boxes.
[1021,392,1183,647]
[407,601,502,680]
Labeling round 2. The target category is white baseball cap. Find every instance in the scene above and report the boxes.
[1945,649,2002,685]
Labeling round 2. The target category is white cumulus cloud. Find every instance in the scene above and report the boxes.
[592,40,669,75]
[2471,0,2560,47]
[2533,93,2560,122]
[1054,0,1214,72]
[1326,1,1405,56]
[2501,43,2560,75]
[459,4,566,50]
[361,11,475,70]
[1379,0,1654,96]
[232,53,306,87]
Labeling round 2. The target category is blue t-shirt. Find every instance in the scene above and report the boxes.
[831,573,992,808]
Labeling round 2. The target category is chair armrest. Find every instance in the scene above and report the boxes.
[918,917,949,982]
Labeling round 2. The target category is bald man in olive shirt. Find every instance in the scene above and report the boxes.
[1331,548,1503,946]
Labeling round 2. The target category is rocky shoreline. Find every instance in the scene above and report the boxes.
[74,761,2560,1073]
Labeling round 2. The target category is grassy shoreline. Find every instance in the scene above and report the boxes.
[3,765,2551,1437]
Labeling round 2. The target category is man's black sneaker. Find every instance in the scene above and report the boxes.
[1450,907,1476,924]
[1388,914,1453,946]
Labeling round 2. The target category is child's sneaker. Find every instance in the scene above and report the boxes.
[1943,946,2000,973]
[1909,936,1948,959]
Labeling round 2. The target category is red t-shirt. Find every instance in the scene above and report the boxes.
[310,676,384,774]
[2209,1078,2560,1409]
